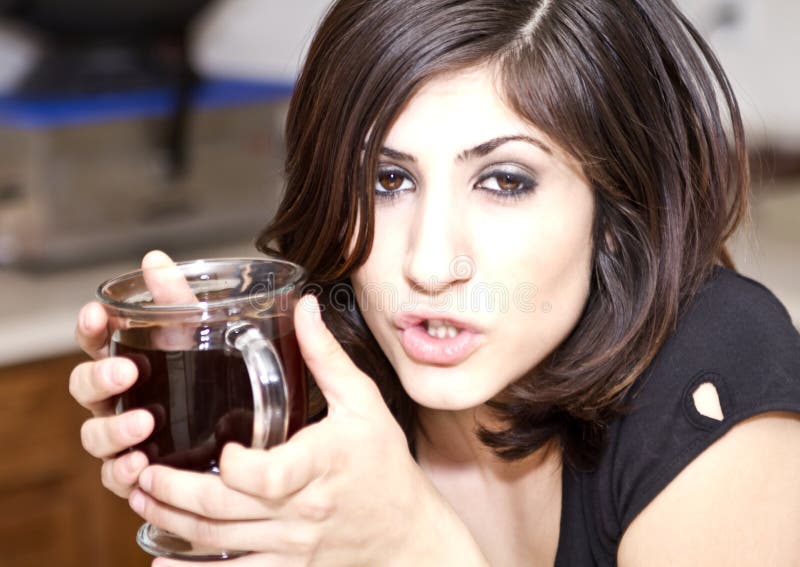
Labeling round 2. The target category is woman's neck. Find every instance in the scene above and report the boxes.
[415,405,560,483]
[414,405,564,567]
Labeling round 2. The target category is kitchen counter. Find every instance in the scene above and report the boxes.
[0,241,257,366]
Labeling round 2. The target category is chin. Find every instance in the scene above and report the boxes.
[395,364,502,412]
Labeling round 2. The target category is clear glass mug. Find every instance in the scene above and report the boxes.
[97,257,308,561]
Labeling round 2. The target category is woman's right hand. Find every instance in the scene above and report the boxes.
[69,250,194,498]
[70,300,154,498]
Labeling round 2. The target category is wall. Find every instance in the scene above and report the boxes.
[192,0,800,149]
[675,0,800,148]
[191,0,333,83]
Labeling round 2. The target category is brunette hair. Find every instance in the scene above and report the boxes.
[257,0,749,469]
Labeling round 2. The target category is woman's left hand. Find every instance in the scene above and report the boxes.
[128,294,475,567]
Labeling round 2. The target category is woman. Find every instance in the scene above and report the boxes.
[70,0,800,565]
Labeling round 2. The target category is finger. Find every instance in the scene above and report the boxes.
[69,358,138,414]
[100,451,149,498]
[129,490,320,555]
[294,295,382,415]
[80,410,154,459]
[75,302,110,360]
[138,465,286,521]
[151,324,196,351]
[141,251,198,350]
[142,250,197,305]
[219,436,330,501]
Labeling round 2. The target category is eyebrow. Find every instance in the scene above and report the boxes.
[379,147,416,163]
[458,135,552,161]
[379,135,551,164]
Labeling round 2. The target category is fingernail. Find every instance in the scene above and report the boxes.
[79,307,90,331]
[139,468,153,492]
[127,411,150,438]
[129,489,145,514]
[302,295,322,321]
[113,361,136,387]
[84,304,100,330]
[101,360,114,385]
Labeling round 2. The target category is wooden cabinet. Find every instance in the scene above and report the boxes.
[0,353,150,567]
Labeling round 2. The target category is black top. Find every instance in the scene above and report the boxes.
[555,267,800,566]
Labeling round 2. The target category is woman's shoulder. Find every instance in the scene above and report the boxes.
[668,265,798,359]
[611,266,800,500]
[629,266,800,415]
[558,267,800,563]
[602,268,800,565]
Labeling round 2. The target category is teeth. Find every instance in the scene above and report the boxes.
[426,319,459,339]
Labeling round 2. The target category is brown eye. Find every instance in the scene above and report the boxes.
[496,173,523,192]
[375,167,414,196]
[379,171,405,191]
[475,166,538,201]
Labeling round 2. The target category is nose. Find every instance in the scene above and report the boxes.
[403,194,473,294]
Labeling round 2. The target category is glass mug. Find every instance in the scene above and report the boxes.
[98,257,308,561]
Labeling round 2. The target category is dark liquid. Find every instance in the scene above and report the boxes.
[113,331,307,472]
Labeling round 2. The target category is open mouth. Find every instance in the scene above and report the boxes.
[400,318,481,365]
[423,319,462,339]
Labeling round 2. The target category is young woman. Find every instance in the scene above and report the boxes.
[69,0,800,565]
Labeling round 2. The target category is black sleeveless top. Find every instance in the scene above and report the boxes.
[554,267,800,566]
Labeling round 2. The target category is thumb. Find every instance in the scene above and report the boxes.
[294,294,384,416]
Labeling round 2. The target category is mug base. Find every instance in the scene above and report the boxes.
[137,522,249,562]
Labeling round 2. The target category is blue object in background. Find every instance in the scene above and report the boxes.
[0,79,295,129]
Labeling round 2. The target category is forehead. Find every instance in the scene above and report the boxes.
[380,65,584,173]
[384,66,536,147]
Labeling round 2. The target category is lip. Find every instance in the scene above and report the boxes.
[393,308,482,334]
[394,308,484,365]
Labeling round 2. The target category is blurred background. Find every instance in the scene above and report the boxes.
[0,1,797,565]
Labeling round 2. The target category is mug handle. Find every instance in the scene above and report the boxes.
[225,322,289,449]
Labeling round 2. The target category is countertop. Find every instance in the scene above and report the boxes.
[0,241,257,367]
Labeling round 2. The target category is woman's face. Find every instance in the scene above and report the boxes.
[350,66,595,411]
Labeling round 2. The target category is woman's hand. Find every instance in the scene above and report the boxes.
[69,251,193,498]
[127,294,489,567]
[70,298,152,497]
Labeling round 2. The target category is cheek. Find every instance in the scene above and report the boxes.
[350,251,396,338]
[479,191,593,352]
[352,210,411,302]
[534,241,592,330]
[349,206,402,294]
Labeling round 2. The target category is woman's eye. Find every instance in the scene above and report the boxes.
[375,168,414,194]
[477,170,536,194]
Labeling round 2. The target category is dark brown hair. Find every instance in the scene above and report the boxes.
[257,0,749,469]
